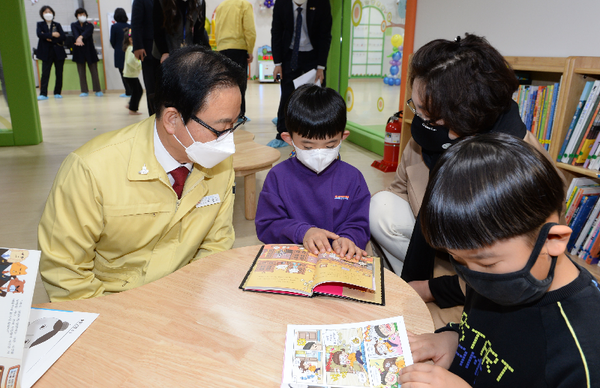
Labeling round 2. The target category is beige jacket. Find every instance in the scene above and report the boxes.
[386,131,562,217]
[39,116,235,301]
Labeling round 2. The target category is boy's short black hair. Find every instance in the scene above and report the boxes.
[113,8,128,23]
[75,8,88,18]
[409,33,518,137]
[39,5,55,19]
[154,45,245,123]
[285,85,347,140]
[421,132,564,251]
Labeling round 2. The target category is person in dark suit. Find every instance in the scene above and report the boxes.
[71,8,103,97]
[131,0,160,116]
[268,0,332,148]
[36,5,66,100]
[110,8,131,98]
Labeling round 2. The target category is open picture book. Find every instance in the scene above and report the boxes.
[281,316,413,388]
[239,245,384,305]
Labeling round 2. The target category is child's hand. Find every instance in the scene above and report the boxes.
[408,331,458,368]
[303,228,339,255]
[398,363,469,388]
[332,237,367,259]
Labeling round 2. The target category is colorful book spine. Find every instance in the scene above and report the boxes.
[559,81,595,162]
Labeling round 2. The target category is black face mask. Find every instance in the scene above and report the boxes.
[410,116,457,169]
[450,223,558,307]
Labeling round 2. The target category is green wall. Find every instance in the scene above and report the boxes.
[0,0,43,146]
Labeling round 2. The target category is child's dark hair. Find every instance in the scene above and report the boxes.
[409,33,518,137]
[421,132,564,251]
[122,28,131,52]
[285,85,347,140]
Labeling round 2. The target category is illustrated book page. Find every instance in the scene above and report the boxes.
[281,316,413,388]
[239,245,384,305]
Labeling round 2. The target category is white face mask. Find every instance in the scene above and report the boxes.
[173,118,236,169]
[293,140,341,174]
[78,15,87,23]
[43,13,54,21]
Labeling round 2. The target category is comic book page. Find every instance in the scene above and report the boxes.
[21,308,99,388]
[0,248,41,388]
[241,245,378,297]
[281,316,413,388]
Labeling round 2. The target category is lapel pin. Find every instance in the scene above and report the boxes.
[139,164,149,175]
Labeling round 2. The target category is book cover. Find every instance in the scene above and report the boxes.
[545,82,561,151]
[0,248,40,388]
[566,185,600,224]
[559,81,594,162]
[567,195,600,252]
[571,198,600,256]
[573,102,600,165]
[240,245,384,306]
[280,316,413,387]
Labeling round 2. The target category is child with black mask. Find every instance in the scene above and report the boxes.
[399,133,600,387]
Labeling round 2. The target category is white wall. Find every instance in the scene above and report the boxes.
[413,0,600,57]
[98,0,132,91]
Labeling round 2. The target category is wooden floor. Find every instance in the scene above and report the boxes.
[0,82,394,304]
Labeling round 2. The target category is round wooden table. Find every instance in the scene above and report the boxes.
[33,246,434,387]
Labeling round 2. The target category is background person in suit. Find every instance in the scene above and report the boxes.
[268,0,332,148]
[71,8,103,97]
[109,8,131,98]
[36,5,66,100]
[131,0,160,116]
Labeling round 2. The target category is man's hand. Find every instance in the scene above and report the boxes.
[408,331,458,368]
[315,68,325,84]
[332,237,367,259]
[398,363,469,388]
[160,53,169,64]
[52,32,60,38]
[247,53,254,64]
[75,36,84,46]
[303,227,339,255]
[134,48,146,61]
[273,65,282,82]
[409,280,434,303]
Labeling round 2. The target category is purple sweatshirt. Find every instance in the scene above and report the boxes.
[255,157,370,248]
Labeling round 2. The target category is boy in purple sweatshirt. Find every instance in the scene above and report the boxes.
[255,85,370,258]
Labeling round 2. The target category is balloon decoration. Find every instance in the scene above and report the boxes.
[258,0,275,11]
[383,35,403,87]
[264,0,275,8]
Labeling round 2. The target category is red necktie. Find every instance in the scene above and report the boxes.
[171,166,189,199]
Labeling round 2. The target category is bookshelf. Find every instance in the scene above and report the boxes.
[398,56,600,278]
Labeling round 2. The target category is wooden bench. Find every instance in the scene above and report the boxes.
[233,129,281,220]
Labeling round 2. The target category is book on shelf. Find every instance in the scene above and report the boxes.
[566,184,600,224]
[281,316,413,387]
[513,83,559,150]
[239,244,384,305]
[572,202,600,258]
[559,81,595,162]
[567,195,600,252]
[561,80,600,164]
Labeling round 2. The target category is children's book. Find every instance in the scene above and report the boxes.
[240,245,384,306]
[559,81,594,162]
[280,316,413,388]
[0,248,40,388]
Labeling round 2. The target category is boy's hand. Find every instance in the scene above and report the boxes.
[332,237,367,259]
[303,228,339,255]
[408,331,458,368]
[398,363,469,388]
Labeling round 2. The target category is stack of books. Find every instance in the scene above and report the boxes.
[558,80,600,169]
[565,178,600,265]
[512,83,561,151]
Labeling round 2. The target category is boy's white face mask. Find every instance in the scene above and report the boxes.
[173,117,236,169]
[293,140,341,174]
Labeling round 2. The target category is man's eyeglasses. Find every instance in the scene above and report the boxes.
[190,115,247,138]
[406,98,436,131]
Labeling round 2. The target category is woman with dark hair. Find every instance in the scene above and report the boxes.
[153,0,208,63]
[369,34,562,310]
[36,5,66,100]
[109,8,131,98]
[71,7,103,97]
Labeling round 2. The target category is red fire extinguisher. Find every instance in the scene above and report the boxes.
[371,111,402,172]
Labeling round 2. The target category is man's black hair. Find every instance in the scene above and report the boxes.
[285,85,347,140]
[154,45,245,123]
[421,132,565,251]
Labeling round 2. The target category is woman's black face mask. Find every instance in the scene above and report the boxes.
[410,115,456,153]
